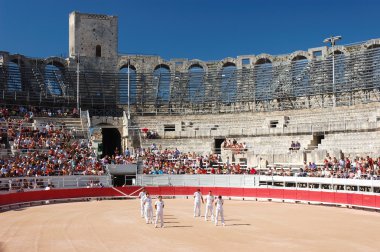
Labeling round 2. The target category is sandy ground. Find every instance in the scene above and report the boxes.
[1,198,380,252]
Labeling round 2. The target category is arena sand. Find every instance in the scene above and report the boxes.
[1,198,379,252]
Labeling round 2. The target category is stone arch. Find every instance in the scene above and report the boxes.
[255,58,272,65]
[289,51,310,62]
[154,63,170,71]
[291,55,307,61]
[44,57,67,68]
[119,64,136,71]
[217,58,237,71]
[184,61,208,72]
[254,54,273,65]
[118,59,141,73]
[364,40,380,50]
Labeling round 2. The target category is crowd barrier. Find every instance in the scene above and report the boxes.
[1,186,380,211]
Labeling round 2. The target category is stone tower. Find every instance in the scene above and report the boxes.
[69,11,118,70]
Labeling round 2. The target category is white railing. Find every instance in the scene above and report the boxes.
[136,174,257,188]
[136,174,380,192]
[0,175,112,191]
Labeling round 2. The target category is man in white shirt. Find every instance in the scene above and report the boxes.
[138,188,146,218]
[215,195,225,226]
[143,192,154,224]
[45,184,51,204]
[154,195,165,228]
[193,189,204,217]
[204,191,215,221]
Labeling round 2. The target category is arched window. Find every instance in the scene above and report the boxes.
[7,61,22,92]
[332,51,346,92]
[153,64,171,104]
[291,56,310,97]
[44,63,64,96]
[325,50,346,93]
[188,64,204,103]
[221,62,237,103]
[367,45,380,89]
[254,58,272,101]
[96,45,101,57]
[119,65,137,104]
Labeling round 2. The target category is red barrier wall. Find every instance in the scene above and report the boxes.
[1,186,380,211]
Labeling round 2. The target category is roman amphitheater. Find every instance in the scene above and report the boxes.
[1,11,380,252]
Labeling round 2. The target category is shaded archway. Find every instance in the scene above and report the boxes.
[291,55,309,96]
[221,62,237,103]
[119,65,137,105]
[44,62,65,96]
[331,51,346,92]
[254,58,272,101]
[188,64,204,103]
[153,64,171,104]
[367,44,380,89]
[101,128,121,157]
[7,61,22,92]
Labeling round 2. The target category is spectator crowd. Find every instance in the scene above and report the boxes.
[1,105,380,183]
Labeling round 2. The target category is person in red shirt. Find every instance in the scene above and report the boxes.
[250,167,257,175]
[211,167,216,174]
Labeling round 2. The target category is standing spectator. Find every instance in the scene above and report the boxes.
[143,192,154,224]
[204,191,215,221]
[138,188,147,218]
[214,195,225,226]
[154,195,165,228]
[193,189,204,217]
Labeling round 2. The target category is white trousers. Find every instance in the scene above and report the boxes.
[144,205,153,223]
[155,210,164,227]
[194,201,201,217]
[205,204,214,220]
[140,200,145,217]
[215,208,224,225]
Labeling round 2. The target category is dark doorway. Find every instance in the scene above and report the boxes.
[102,128,121,157]
[214,138,226,154]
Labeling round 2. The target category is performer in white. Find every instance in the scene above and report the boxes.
[143,192,154,224]
[138,188,146,218]
[154,195,165,228]
[214,195,225,226]
[204,191,215,221]
[193,189,204,217]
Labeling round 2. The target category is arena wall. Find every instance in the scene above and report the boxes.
[2,186,380,211]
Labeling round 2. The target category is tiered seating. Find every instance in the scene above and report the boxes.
[318,132,380,157]
[140,138,213,154]
[237,135,314,154]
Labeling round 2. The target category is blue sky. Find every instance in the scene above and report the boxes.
[1,0,380,61]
